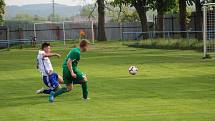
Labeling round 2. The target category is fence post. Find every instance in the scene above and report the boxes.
[6,27,9,40]
[203,5,207,58]
[121,23,124,42]
[120,22,123,41]
[91,21,95,44]
[7,40,10,50]
[171,15,174,38]
[18,27,23,49]
[187,31,189,39]
[193,14,197,39]
[34,23,36,39]
[152,15,155,38]
[168,31,170,38]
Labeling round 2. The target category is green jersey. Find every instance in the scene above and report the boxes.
[62,48,81,69]
[61,47,88,99]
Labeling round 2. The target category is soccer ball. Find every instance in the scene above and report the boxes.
[128,66,138,75]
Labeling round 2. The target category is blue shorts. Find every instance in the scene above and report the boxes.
[43,73,60,90]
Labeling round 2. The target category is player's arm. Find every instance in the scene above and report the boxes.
[67,59,77,78]
[43,53,61,58]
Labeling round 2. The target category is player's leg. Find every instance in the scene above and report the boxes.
[36,86,57,94]
[49,69,73,102]
[36,76,53,94]
[36,87,45,94]
[54,83,73,97]
[57,74,64,84]
[75,72,89,99]
[81,76,88,99]
[49,83,72,102]
[36,87,57,94]
[37,73,62,95]
[42,88,52,94]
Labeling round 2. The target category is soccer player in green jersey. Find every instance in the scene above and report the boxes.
[49,39,90,102]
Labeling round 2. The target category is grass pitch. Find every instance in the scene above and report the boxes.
[0,41,215,121]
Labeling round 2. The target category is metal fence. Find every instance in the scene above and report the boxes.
[0,39,58,49]
[0,19,206,49]
[0,22,144,41]
[122,31,203,40]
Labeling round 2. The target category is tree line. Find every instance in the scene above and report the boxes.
[96,0,215,41]
[1,0,215,41]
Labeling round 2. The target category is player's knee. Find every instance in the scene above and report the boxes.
[83,76,88,82]
[67,85,73,92]
[58,75,64,84]
[67,87,73,92]
[67,88,72,92]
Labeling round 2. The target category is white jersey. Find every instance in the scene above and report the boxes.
[37,50,53,76]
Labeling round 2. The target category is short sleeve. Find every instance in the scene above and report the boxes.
[38,50,45,59]
[69,51,80,61]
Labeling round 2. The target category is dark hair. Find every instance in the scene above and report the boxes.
[80,39,90,48]
[41,42,50,49]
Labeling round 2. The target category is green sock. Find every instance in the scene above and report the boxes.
[82,81,88,99]
[54,87,68,97]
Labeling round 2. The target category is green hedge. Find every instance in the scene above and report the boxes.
[127,39,203,51]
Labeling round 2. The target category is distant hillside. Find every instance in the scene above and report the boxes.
[5,3,82,19]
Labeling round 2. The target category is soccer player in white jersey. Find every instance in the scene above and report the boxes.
[36,42,64,94]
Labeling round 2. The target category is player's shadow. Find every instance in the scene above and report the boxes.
[0,95,50,108]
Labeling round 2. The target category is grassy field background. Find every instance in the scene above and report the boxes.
[0,41,215,121]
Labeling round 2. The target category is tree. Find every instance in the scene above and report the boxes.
[0,0,5,25]
[210,0,215,2]
[109,6,140,22]
[178,0,187,38]
[112,0,149,39]
[12,14,46,22]
[97,0,107,41]
[149,0,176,37]
[194,0,202,39]
[48,14,64,22]
[12,14,34,21]
[80,4,97,17]
[133,0,148,39]
[178,0,192,38]
[193,0,208,40]
[34,15,46,21]
[118,10,139,22]
[178,0,207,40]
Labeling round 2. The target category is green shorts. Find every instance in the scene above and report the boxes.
[63,67,86,85]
